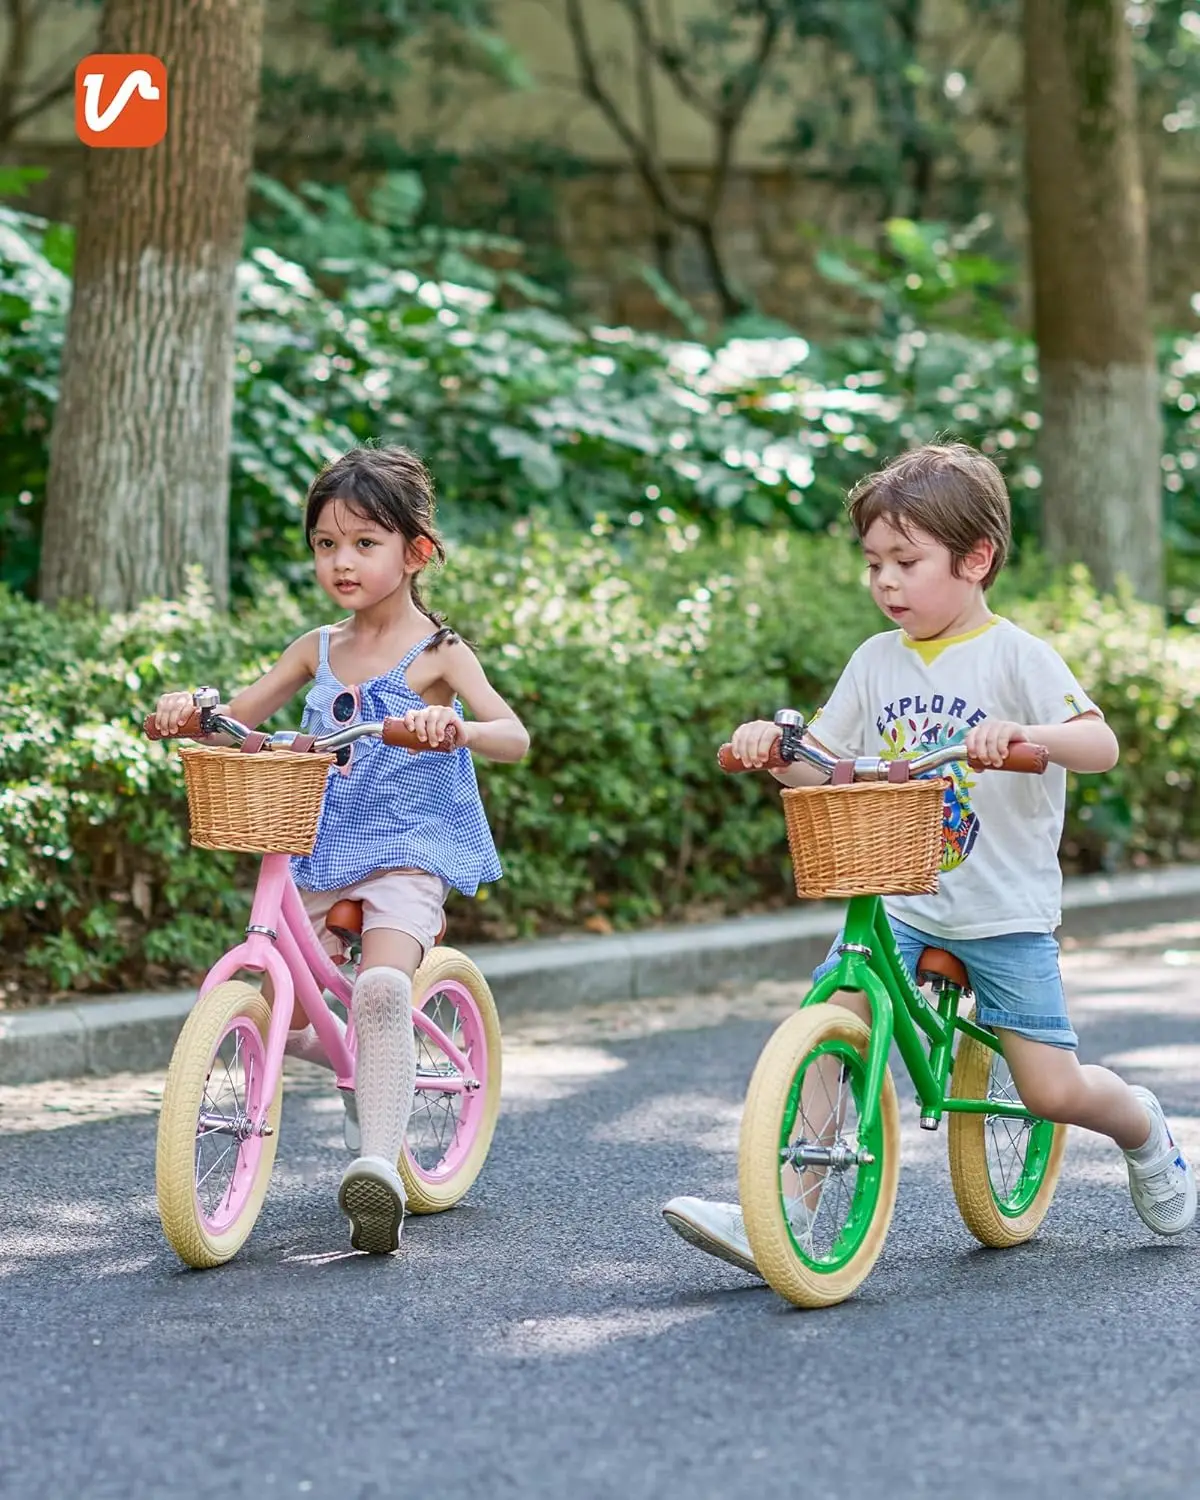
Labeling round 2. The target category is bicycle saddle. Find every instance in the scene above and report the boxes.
[915,947,970,993]
[324,899,448,949]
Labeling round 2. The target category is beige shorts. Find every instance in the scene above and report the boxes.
[300,869,450,959]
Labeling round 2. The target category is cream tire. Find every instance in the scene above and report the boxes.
[399,946,502,1213]
[156,981,282,1269]
[739,1006,901,1309]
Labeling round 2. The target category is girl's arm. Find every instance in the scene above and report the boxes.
[153,632,318,740]
[405,642,529,763]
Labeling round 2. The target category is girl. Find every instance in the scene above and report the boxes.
[155,445,529,1254]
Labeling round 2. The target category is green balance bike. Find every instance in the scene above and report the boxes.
[720,710,1067,1308]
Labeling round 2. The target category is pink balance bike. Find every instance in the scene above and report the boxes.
[143,688,502,1269]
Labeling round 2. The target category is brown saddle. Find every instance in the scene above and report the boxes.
[325,899,447,956]
[915,947,971,994]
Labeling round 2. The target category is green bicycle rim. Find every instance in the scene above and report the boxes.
[987,1099,1056,1218]
[778,1039,884,1274]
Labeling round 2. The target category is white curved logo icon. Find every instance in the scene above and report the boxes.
[81,69,160,134]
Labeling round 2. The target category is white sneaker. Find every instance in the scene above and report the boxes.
[663,1197,758,1275]
[1125,1086,1198,1236]
[340,1088,360,1154]
[338,1155,407,1254]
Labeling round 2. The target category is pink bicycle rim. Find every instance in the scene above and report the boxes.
[406,978,488,1184]
[194,1014,269,1235]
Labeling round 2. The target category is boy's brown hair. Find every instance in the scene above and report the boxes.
[847,442,1011,589]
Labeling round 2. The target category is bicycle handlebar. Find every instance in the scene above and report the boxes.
[141,705,458,755]
[717,730,1049,779]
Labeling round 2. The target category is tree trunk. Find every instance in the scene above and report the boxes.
[1022,0,1162,602]
[39,0,265,612]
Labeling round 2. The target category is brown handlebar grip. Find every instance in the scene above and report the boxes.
[967,742,1050,774]
[717,741,788,773]
[142,709,204,741]
[382,717,459,752]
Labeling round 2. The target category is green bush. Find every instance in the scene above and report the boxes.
[1,529,1197,1004]
[5,191,1200,603]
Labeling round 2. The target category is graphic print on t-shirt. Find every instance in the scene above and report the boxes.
[876,689,988,873]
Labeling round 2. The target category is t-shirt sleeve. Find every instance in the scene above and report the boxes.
[806,642,871,759]
[1018,634,1103,726]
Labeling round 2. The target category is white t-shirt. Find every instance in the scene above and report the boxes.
[806,617,1100,939]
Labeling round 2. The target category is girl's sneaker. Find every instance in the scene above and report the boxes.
[1124,1086,1197,1235]
[339,1155,407,1254]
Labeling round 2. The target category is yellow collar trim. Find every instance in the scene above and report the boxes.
[901,616,999,666]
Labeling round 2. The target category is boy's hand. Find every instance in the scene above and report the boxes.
[730,719,783,769]
[402,705,467,749]
[154,691,203,737]
[964,718,1028,768]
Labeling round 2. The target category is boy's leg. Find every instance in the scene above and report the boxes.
[966,932,1197,1237]
[997,1030,1147,1148]
[997,1031,1196,1234]
[663,921,928,1272]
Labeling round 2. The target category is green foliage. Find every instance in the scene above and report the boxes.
[2,532,1197,1002]
[5,192,1200,611]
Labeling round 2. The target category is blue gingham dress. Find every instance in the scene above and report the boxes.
[289,628,502,897]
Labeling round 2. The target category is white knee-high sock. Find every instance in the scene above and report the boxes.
[352,966,416,1167]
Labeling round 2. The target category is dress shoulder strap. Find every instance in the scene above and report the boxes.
[397,630,441,677]
[316,626,333,672]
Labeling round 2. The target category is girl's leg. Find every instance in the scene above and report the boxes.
[338,927,422,1254]
[280,886,348,1066]
[351,927,421,1163]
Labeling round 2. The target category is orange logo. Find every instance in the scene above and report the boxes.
[75,55,167,147]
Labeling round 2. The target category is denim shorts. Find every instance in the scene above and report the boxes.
[812,916,1078,1051]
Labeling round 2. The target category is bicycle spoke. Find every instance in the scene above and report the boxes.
[983,1053,1037,1208]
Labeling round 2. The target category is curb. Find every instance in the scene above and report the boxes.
[1,863,1197,1088]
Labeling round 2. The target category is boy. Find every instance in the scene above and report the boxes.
[664,443,1195,1274]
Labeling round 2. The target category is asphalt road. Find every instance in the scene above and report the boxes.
[1,920,1198,1500]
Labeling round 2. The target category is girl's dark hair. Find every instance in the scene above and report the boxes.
[305,445,457,647]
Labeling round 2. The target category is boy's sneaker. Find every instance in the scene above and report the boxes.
[662,1195,819,1273]
[340,1088,360,1154]
[662,1198,758,1275]
[1124,1086,1197,1236]
[339,1155,406,1254]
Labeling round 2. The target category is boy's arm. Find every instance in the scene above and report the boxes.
[1019,713,1118,773]
[966,629,1119,773]
[964,711,1117,773]
[770,732,839,787]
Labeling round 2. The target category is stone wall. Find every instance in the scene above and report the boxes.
[5,142,1198,337]
[552,161,1200,337]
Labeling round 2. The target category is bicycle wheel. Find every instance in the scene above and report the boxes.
[398,946,502,1214]
[948,1016,1067,1247]
[740,1006,900,1309]
[156,981,282,1269]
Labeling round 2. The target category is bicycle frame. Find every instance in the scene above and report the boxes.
[799,894,1036,1138]
[198,853,475,1120]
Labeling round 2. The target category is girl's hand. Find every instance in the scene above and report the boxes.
[964,718,1028,768]
[730,718,783,769]
[154,691,203,737]
[403,705,468,750]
